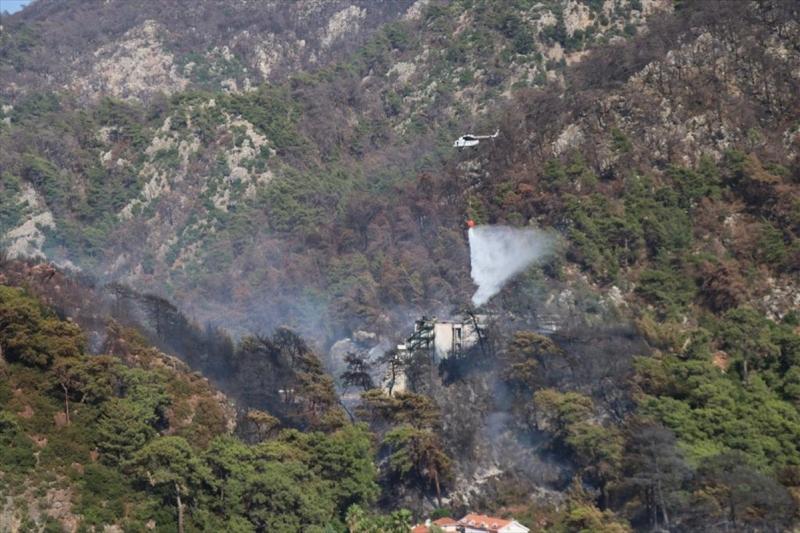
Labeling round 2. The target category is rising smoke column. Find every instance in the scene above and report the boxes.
[469,225,555,307]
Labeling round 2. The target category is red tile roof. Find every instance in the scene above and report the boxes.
[411,525,429,533]
[458,513,512,531]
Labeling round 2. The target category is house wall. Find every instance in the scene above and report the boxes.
[502,523,530,533]
[432,322,455,360]
[461,524,528,533]
[432,320,480,360]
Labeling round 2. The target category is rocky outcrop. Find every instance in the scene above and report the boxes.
[3,0,417,101]
[3,185,54,261]
[71,20,189,101]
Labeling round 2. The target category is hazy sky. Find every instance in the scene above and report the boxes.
[2,0,33,14]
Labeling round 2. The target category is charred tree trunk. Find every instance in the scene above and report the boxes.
[656,477,670,528]
[433,468,442,508]
[650,486,659,529]
[175,483,184,533]
[599,480,608,510]
[61,384,70,425]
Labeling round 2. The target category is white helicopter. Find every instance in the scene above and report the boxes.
[453,129,500,149]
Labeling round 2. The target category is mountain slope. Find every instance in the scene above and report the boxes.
[1,0,800,530]
[1,0,674,341]
[1,0,419,100]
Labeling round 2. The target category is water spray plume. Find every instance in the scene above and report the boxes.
[468,225,555,307]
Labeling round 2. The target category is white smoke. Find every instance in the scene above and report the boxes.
[469,225,555,307]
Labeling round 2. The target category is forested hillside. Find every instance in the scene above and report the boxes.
[0,269,385,531]
[2,0,800,531]
[1,0,672,339]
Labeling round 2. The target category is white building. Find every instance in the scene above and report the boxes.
[400,315,485,361]
[382,315,486,394]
